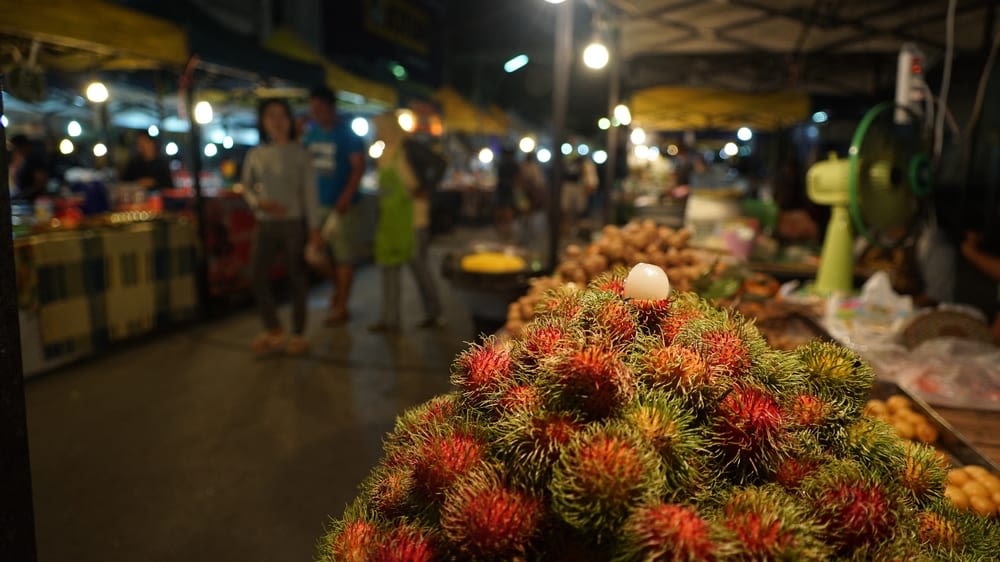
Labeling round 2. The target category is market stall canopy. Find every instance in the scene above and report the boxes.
[263,27,397,109]
[0,0,187,69]
[630,87,809,131]
[434,87,509,135]
[610,0,999,95]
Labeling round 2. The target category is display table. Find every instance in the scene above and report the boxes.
[933,407,1000,465]
[16,217,198,376]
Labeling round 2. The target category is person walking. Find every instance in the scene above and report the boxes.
[241,98,323,355]
[517,151,550,262]
[304,86,365,325]
[368,113,443,332]
[494,146,519,242]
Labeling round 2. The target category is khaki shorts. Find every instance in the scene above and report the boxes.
[321,205,360,265]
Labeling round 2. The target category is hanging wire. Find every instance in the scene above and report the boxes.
[933,0,957,163]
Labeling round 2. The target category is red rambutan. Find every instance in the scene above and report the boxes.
[589,298,639,347]
[498,384,543,413]
[412,432,485,501]
[494,410,582,488]
[712,386,785,477]
[452,339,514,405]
[659,308,703,344]
[718,487,829,561]
[373,525,436,562]
[699,330,752,377]
[367,465,415,518]
[618,503,715,562]
[639,345,712,394]
[520,323,568,364]
[629,298,673,331]
[807,468,897,555]
[329,519,380,562]
[440,471,544,558]
[552,346,635,419]
[775,456,821,490]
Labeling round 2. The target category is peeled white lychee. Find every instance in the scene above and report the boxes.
[623,262,671,300]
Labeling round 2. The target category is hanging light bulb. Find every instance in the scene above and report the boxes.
[194,101,213,125]
[630,128,646,145]
[165,142,179,156]
[519,136,536,153]
[93,143,108,157]
[86,81,109,103]
[582,41,610,70]
[537,148,552,163]
[148,125,160,137]
[67,120,83,137]
[222,136,235,149]
[478,147,495,164]
[351,117,370,137]
[204,143,218,157]
[598,117,611,130]
[613,104,632,126]
[59,139,75,155]
[397,110,416,132]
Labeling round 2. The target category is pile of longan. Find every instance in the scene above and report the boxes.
[863,395,939,444]
[946,465,1000,517]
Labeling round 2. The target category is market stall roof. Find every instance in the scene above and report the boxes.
[434,87,509,135]
[630,86,809,131]
[610,0,999,95]
[0,0,188,69]
[262,27,397,109]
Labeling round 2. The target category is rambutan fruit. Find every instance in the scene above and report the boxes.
[535,285,585,322]
[803,461,900,555]
[628,297,672,332]
[411,430,486,501]
[788,393,831,428]
[614,502,716,562]
[547,346,635,419]
[363,464,415,518]
[586,296,640,348]
[373,524,436,562]
[451,337,515,407]
[775,456,822,491]
[440,469,544,559]
[633,340,718,410]
[326,518,381,562]
[917,510,962,549]
[715,486,830,561]
[837,418,907,478]
[551,425,665,534]
[589,269,627,296]
[518,321,570,367]
[698,329,752,376]
[899,443,946,505]
[494,409,582,489]
[797,341,874,418]
[915,502,999,560]
[497,384,543,413]
[623,391,704,491]
[659,308,704,345]
[710,385,787,480]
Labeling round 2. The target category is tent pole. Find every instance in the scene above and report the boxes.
[548,0,574,269]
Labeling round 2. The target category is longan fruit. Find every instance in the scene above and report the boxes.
[993,491,1000,506]
[969,495,997,516]
[915,422,939,444]
[945,485,970,509]
[948,470,972,487]
[962,480,990,498]
[964,465,990,481]
[863,399,888,417]
[899,409,926,425]
[886,395,913,414]
[892,419,916,440]
[980,476,1000,494]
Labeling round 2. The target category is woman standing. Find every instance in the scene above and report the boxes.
[242,99,323,355]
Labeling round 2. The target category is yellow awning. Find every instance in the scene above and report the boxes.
[0,0,187,67]
[630,87,810,131]
[434,87,508,135]
[263,27,397,107]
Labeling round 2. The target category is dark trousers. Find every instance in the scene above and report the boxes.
[252,219,307,334]
[379,228,442,327]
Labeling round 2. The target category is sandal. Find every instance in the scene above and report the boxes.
[286,335,309,356]
[252,331,287,356]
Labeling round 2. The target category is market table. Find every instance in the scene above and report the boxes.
[933,407,1000,466]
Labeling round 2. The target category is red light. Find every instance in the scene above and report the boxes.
[912,58,923,74]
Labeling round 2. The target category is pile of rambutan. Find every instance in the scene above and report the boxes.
[319,264,1000,561]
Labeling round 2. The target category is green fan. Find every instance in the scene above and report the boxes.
[806,102,932,294]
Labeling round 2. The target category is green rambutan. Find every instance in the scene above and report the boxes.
[440,469,544,559]
[711,385,786,479]
[452,337,515,406]
[411,430,486,501]
[715,486,830,561]
[803,461,900,555]
[838,418,907,478]
[373,524,436,562]
[917,510,962,550]
[899,443,946,506]
[551,425,664,534]
[494,409,582,489]
[797,341,874,418]
[547,346,635,419]
[327,518,381,562]
[623,391,704,491]
[615,503,716,562]
[363,464,415,518]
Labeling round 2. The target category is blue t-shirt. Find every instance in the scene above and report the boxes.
[303,120,365,206]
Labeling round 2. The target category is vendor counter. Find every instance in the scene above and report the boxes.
[16,215,198,376]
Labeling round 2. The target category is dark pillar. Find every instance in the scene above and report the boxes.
[186,89,211,316]
[0,73,39,561]
[548,0,574,269]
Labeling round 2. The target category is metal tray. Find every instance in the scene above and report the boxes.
[869,379,1000,473]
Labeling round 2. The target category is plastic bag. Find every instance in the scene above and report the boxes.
[823,271,914,353]
[888,338,1000,411]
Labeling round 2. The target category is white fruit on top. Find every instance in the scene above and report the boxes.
[624,262,671,300]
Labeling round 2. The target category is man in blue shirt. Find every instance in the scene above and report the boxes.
[304,86,365,325]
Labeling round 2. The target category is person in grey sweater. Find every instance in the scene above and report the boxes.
[241,98,323,355]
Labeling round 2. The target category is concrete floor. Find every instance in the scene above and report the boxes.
[24,237,480,562]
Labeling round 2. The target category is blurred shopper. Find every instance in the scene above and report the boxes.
[121,130,174,190]
[561,154,585,236]
[495,146,518,241]
[305,86,365,325]
[9,134,49,200]
[242,99,323,356]
[517,151,549,261]
[368,113,443,332]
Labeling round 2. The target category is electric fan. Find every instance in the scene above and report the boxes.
[806,101,932,294]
